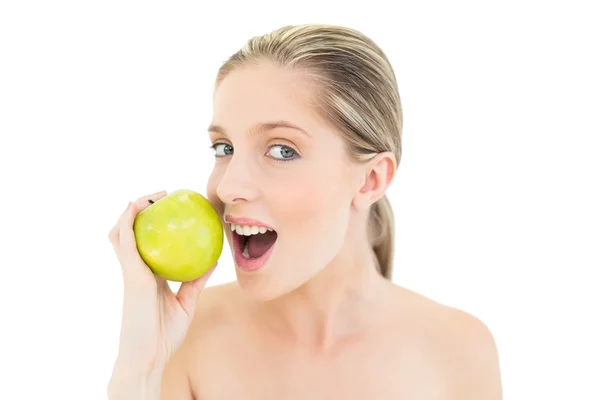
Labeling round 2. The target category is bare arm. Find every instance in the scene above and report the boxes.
[107,361,163,400]
[106,192,216,400]
[107,342,195,400]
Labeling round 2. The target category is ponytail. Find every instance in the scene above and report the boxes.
[369,195,395,279]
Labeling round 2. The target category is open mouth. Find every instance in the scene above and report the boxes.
[232,226,278,260]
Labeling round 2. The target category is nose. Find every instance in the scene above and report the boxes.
[215,153,259,204]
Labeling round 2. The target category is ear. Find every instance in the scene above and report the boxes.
[353,151,396,210]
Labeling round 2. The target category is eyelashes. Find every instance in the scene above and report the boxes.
[210,142,234,157]
[210,142,299,162]
[266,144,298,161]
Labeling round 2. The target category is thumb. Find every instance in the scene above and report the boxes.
[175,263,218,318]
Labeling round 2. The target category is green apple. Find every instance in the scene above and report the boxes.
[133,189,223,282]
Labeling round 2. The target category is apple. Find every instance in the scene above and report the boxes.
[133,189,223,282]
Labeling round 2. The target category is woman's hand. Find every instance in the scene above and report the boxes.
[108,191,217,381]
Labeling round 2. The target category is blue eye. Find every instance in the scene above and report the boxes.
[267,144,298,161]
[212,143,233,157]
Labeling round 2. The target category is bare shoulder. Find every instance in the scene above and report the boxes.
[391,285,503,399]
[160,281,243,398]
[188,281,245,339]
[438,305,503,399]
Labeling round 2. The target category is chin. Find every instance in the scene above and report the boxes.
[231,257,304,302]
[234,262,327,303]
[234,272,292,302]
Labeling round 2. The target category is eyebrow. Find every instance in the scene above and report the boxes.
[207,121,311,138]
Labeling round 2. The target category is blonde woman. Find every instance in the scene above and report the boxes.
[108,24,502,399]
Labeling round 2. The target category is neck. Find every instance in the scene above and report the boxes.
[253,233,391,350]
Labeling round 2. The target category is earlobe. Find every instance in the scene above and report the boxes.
[353,152,396,210]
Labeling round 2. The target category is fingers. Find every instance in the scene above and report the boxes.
[119,191,167,253]
[110,191,166,249]
[134,191,168,212]
[108,201,132,246]
[108,191,168,283]
[175,263,218,318]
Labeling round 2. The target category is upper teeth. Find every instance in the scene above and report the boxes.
[230,223,272,236]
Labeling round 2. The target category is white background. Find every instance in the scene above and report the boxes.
[1,1,598,399]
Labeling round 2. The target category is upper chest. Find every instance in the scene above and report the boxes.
[190,328,452,400]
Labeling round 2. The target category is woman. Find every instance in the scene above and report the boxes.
[107,24,502,399]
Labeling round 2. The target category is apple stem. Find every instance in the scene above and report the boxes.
[148,199,154,204]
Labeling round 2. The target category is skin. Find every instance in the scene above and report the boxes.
[158,62,503,399]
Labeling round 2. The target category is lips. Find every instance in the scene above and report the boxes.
[225,215,278,272]
[231,228,277,272]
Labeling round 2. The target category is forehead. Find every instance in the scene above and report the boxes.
[211,63,322,132]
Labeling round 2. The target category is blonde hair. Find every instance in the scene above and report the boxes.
[215,24,403,279]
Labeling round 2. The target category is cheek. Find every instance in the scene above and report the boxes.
[206,167,224,214]
[274,177,350,282]
[276,165,352,245]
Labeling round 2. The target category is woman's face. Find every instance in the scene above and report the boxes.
[206,63,362,301]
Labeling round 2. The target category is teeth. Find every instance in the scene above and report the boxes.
[230,223,273,236]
